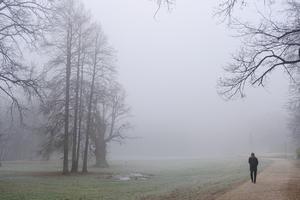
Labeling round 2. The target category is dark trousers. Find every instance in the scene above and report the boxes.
[250,169,257,183]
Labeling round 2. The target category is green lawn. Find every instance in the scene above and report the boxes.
[0,157,271,200]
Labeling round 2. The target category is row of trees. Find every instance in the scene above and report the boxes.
[0,0,131,173]
[41,0,131,174]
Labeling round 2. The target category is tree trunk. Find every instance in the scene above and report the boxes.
[82,67,95,173]
[94,113,108,168]
[82,40,98,173]
[71,29,82,173]
[75,59,84,171]
[95,137,108,168]
[63,26,72,175]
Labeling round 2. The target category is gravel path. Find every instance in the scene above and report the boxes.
[216,159,300,200]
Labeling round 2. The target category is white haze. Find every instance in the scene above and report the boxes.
[83,0,291,159]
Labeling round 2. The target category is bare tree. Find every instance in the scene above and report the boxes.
[82,26,98,173]
[104,84,131,144]
[154,0,174,17]
[156,1,298,99]
[92,83,131,168]
[82,24,114,173]
[216,1,300,99]
[75,53,86,171]
[70,4,91,173]
[0,0,52,167]
[0,0,52,120]
[215,0,277,20]
[42,0,87,174]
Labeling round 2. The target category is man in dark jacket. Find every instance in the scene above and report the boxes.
[248,152,258,183]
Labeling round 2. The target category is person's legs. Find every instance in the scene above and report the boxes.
[253,170,257,183]
[250,170,254,182]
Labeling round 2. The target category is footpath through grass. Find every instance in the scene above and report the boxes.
[0,157,271,200]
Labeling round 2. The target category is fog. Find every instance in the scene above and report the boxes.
[81,0,291,159]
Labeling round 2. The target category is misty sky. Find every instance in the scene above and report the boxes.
[83,0,290,158]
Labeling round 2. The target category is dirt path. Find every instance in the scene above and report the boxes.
[216,159,300,200]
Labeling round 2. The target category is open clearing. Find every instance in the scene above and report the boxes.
[0,157,271,200]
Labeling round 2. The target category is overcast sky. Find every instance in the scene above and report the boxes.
[83,0,291,159]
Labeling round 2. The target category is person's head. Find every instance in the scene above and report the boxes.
[251,152,255,157]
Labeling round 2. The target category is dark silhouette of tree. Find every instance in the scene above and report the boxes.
[82,24,116,173]
[40,0,130,174]
[42,0,91,174]
[92,83,131,168]
[0,0,51,119]
[70,5,91,173]
[216,1,300,99]
[0,0,52,167]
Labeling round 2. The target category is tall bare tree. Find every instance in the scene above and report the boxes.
[82,24,114,173]
[70,5,91,173]
[75,54,86,170]
[42,0,86,174]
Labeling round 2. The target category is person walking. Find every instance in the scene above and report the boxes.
[248,152,258,184]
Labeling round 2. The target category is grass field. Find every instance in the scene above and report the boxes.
[0,157,271,200]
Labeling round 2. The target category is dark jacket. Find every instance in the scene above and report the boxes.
[248,156,258,171]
